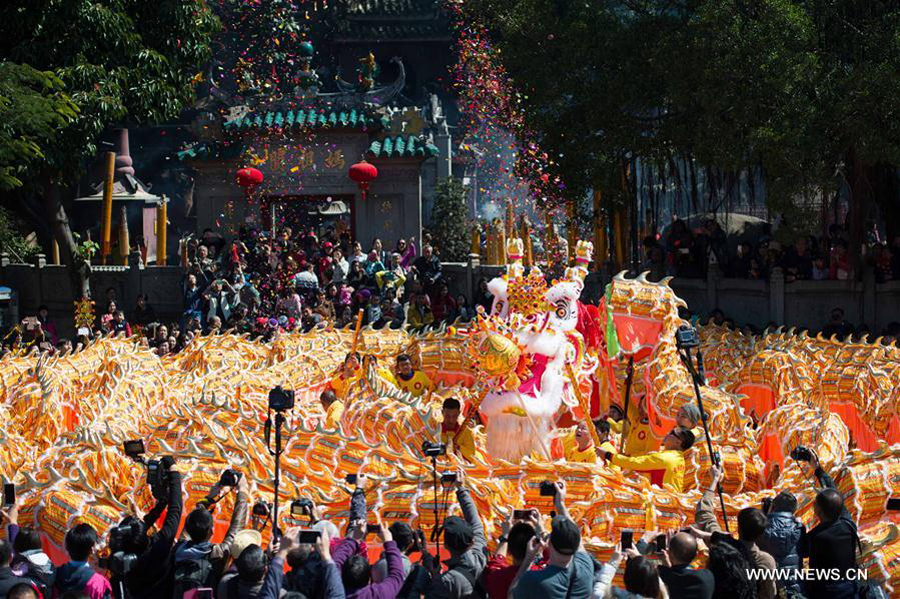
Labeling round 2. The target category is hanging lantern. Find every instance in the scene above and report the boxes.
[349,159,378,201]
[235,167,264,189]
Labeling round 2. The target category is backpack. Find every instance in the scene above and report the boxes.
[171,543,214,599]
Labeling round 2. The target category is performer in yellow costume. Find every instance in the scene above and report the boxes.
[319,389,344,429]
[605,426,695,491]
[560,421,597,463]
[329,352,362,400]
[621,395,659,456]
[439,397,476,462]
[394,353,433,398]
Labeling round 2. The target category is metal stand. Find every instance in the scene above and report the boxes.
[618,356,635,453]
[678,344,730,532]
[265,410,287,542]
[428,453,442,569]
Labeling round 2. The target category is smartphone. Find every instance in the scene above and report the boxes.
[655,534,666,552]
[887,498,900,511]
[513,509,531,520]
[195,590,214,599]
[3,483,14,507]
[621,529,634,551]
[539,481,557,497]
[345,473,358,485]
[367,523,382,535]
[298,529,321,544]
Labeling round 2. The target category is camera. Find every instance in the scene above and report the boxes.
[268,386,295,411]
[422,440,447,458]
[539,481,557,497]
[675,325,700,349]
[789,445,813,462]
[440,472,457,485]
[146,459,171,501]
[290,498,313,517]
[252,500,271,517]
[219,469,242,487]
[123,439,145,459]
[103,524,139,577]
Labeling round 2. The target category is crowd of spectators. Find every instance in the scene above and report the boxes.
[643,219,900,284]
[0,420,881,599]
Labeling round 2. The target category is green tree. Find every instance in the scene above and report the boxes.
[0,205,38,261]
[0,0,220,297]
[0,62,78,190]
[430,177,471,262]
[465,0,900,267]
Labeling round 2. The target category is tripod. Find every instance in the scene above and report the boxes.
[427,451,446,568]
[677,336,730,532]
[265,410,287,542]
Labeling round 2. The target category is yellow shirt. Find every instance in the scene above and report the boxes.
[441,426,476,462]
[323,400,344,429]
[329,372,361,401]
[599,441,620,471]
[623,417,658,456]
[376,368,398,388]
[561,431,597,463]
[395,370,433,398]
[611,449,686,491]
[607,417,623,435]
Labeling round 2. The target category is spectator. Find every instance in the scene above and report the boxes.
[132,294,156,328]
[2,500,55,595]
[407,293,435,330]
[112,311,131,337]
[705,538,757,599]
[364,250,386,280]
[375,253,407,298]
[53,524,112,599]
[171,474,249,596]
[694,465,777,599]
[474,278,493,312]
[821,307,855,340]
[259,525,344,599]
[7,582,40,599]
[424,469,487,598]
[811,256,829,280]
[829,241,851,280]
[332,506,405,597]
[314,290,336,322]
[657,532,713,598]
[219,544,270,598]
[593,547,667,598]
[332,248,349,284]
[397,236,417,269]
[798,451,860,598]
[347,261,367,290]
[431,284,458,323]
[484,510,539,599]
[605,426,695,491]
[372,522,428,597]
[509,482,594,598]
[440,397,476,463]
[0,539,34,598]
[116,456,182,599]
[456,295,475,322]
[412,244,442,293]
[36,305,58,345]
[758,491,804,597]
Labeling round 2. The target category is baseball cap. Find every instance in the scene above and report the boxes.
[549,516,580,555]
[230,529,262,559]
[442,516,473,552]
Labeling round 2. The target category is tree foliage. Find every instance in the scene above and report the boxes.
[0,62,78,190]
[0,0,221,181]
[430,177,471,262]
[465,0,900,211]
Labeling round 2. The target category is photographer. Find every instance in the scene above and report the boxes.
[2,500,55,595]
[259,526,343,599]
[484,508,540,598]
[171,471,250,595]
[796,449,860,599]
[114,456,182,599]
[693,465,776,599]
[758,491,804,597]
[508,482,594,599]
[333,513,405,598]
[371,522,429,597]
[424,468,487,599]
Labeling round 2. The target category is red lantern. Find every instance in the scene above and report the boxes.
[235,167,264,189]
[349,159,378,201]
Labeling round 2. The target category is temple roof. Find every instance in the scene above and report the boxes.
[333,0,450,42]
[368,134,438,158]
[223,107,390,133]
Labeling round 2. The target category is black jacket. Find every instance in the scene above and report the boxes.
[657,564,714,599]
[760,511,804,593]
[124,471,184,599]
[0,566,34,597]
[799,467,858,595]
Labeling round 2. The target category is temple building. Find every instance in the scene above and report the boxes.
[177,0,455,248]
